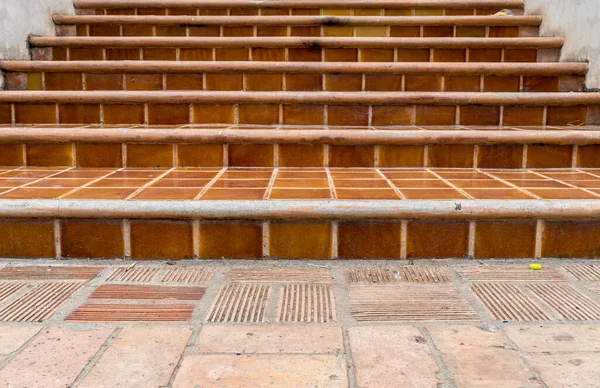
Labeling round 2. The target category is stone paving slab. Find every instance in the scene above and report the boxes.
[526,353,600,388]
[505,325,600,353]
[0,326,40,364]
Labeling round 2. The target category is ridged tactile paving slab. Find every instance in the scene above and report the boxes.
[457,266,564,282]
[67,304,195,322]
[563,265,600,281]
[589,284,600,295]
[349,285,478,322]
[471,283,551,321]
[277,284,336,323]
[0,282,28,302]
[161,267,213,283]
[528,283,600,321]
[0,266,102,281]
[346,266,451,283]
[207,283,270,323]
[0,282,83,322]
[88,285,205,301]
[228,268,331,283]
[106,267,160,282]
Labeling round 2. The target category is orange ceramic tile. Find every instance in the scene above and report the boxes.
[177,144,224,167]
[432,49,466,62]
[505,179,569,188]
[329,145,375,167]
[200,188,266,200]
[489,26,520,37]
[474,221,537,258]
[338,222,401,259]
[122,24,154,36]
[414,9,443,16]
[262,8,290,15]
[238,104,279,125]
[165,74,204,90]
[576,146,600,168]
[364,75,403,91]
[523,76,559,92]
[252,48,285,62]
[211,179,270,188]
[165,170,220,179]
[406,221,469,258]
[405,75,443,91]
[75,143,122,168]
[469,49,502,62]
[483,76,520,92]
[333,179,390,188]
[269,188,331,199]
[257,26,287,37]
[61,220,124,258]
[103,104,145,124]
[205,73,243,91]
[180,48,213,61]
[434,170,490,179]
[415,105,456,125]
[143,48,177,61]
[526,145,573,168]
[464,188,534,200]
[0,178,36,188]
[188,26,220,37]
[221,26,254,37]
[397,49,431,62]
[371,105,413,125]
[85,73,123,90]
[90,178,151,188]
[126,144,174,168]
[423,26,453,37]
[324,48,358,62]
[444,76,481,92]
[70,48,104,60]
[148,104,190,125]
[323,26,353,37]
[44,72,83,90]
[51,47,68,60]
[335,188,400,199]
[504,49,538,62]
[456,26,486,37]
[360,49,395,62]
[133,187,201,200]
[0,145,24,166]
[527,188,598,199]
[290,26,321,37]
[106,48,140,60]
[30,177,93,188]
[0,104,11,124]
[15,104,56,124]
[215,48,249,61]
[459,106,500,126]
[390,26,421,37]
[245,74,283,91]
[329,170,382,179]
[151,178,212,188]
[2,169,62,179]
[0,220,55,258]
[328,106,369,126]
[228,144,274,167]
[391,179,449,189]
[219,170,273,179]
[278,144,324,167]
[64,187,137,199]
[356,26,387,37]
[503,106,545,126]
[26,144,72,166]
[385,9,412,16]
[269,222,332,259]
[542,221,600,258]
[288,48,322,62]
[477,145,524,169]
[199,222,262,258]
[282,105,324,125]
[400,188,467,200]
[131,220,194,259]
[58,104,100,124]
[192,104,235,124]
[546,106,588,126]
[325,74,362,91]
[378,145,425,167]
[273,179,329,188]
[0,187,72,199]
[285,74,322,91]
[448,179,508,189]
[427,145,474,168]
[276,170,327,179]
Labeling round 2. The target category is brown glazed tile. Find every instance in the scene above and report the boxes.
[445,76,481,92]
[126,144,173,168]
[246,74,283,91]
[423,26,453,37]
[238,104,279,125]
[188,26,220,37]
[464,189,534,200]
[459,106,500,126]
[205,73,243,91]
[323,26,353,37]
[526,188,598,199]
[390,26,421,37]
[177,144,223,167]
[230,9,258,15]
[85,73,123,90]
[324,49,358,62]
[546,106,588,126]
[76,143,122,167]
[180,48,213,61]
[489,26,520,37]
[0,104,11,124]
[415,9,443,16]
[165,74,204,90]
[26,144,72,166]
[269,188,331,199]
[61,220,124,258]
[391,180,450,189]
[59,104,100,124]
[143,48,176,61]
[273,179,329,188]
[0,187,72,199]
[262,8,290,15]
[200,188,266,200]
[335,188,400,200]
[385,9,413,16]
[106,48,140,60]
[378,145,424,167]
[523,76,559,92]
[329,146,375,167]
[356,27,387,37]
[415,105,456,125]
[432,49,466,62]
[405,75,443,91]
[290,26,321,37]
[427,145,474,168]
[407,221,469,258]
[269,223,332,259]
[526,145,573,168]
[469,49,502,62]
[154,26,186,36]
[50,47,67,60]
[278,144,324,167]
[285,74,322,91]
[365,75,403,91]
[257,26,288,37]
[503,107,545,126]
[400,188,467,200]
[483,76,520,92]
[133,187,201,200]
[45,73,83,90]
[282,105,324,125]
[215,48,249,61]
[397,49,431,62]
[477,145,524,169]
[228,144,274,167]
[64,188,137,199]
[15,104,56,124]
[360,49,395,62]
[328,106,369,126]
[474,221,536,258]
[104,104,145,124]
[131,220,194,259]
[338,222,401,259]
[192,104,235,124]
[70,48,104,60]
[152,178,212,188]
[542,221,600,258]
[372,106,413,125]
[322,8,351,16]
[289,48,322,62]
[0,221,55,258]
[577,146,600,168]
[200,222,262,259]
[211,179,269,188]
[148,104,189,125]
[325,74,362,91]
[90,178,152,188]
[456,26,486,37]
[0,145,24,166]
[504,49,538,62]
[122,25,154,36]
[252,48,285,61]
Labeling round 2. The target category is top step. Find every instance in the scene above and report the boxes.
[75,0,524,16]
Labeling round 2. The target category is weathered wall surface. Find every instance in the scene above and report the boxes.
[526,0,600,89]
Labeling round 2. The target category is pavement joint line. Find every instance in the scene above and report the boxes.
[165,325,201,388]
[0,325,43,372]
[498,325,550,388]
[70,326,122,388]
[420,326,457,388]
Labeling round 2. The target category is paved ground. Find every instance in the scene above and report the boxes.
[0,259,599,387]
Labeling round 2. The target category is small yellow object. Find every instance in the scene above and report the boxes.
[530,263,542,270]
[497,11,506,16]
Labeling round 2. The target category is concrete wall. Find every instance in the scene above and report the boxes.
[526,0,600,89]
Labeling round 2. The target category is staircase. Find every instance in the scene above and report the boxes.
[0,0,599,260]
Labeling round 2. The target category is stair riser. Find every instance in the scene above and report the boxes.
[0,217,597,260]
[4,71,583,93]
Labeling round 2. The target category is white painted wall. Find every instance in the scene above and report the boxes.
[526,0,600,89]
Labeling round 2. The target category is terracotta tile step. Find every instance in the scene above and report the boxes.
[2,189,600,259]
[29,37,562,63]
[54,15,540,39]
[2,126,600,169]
[3,61,586,92]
